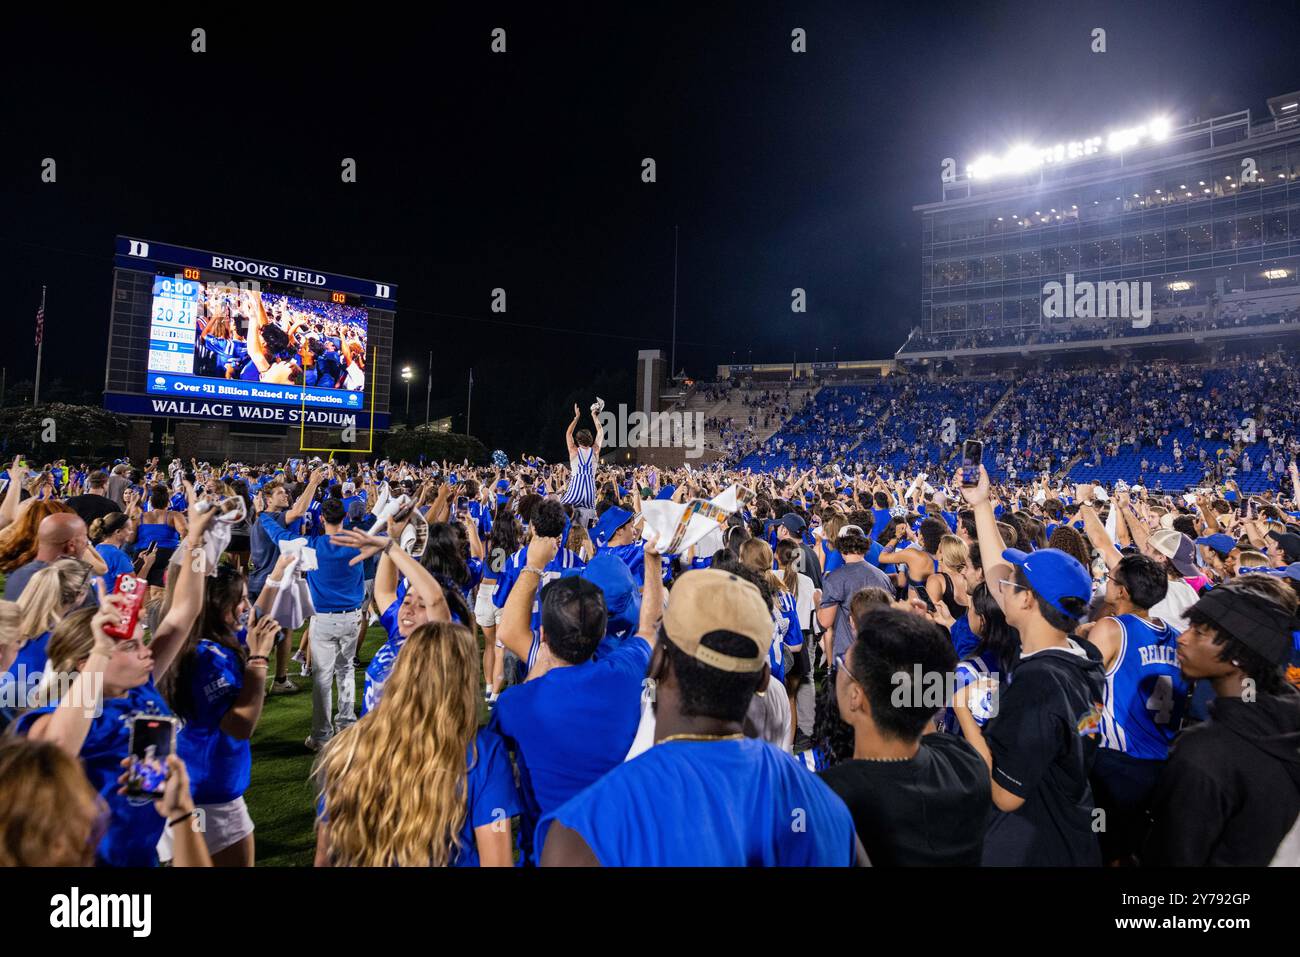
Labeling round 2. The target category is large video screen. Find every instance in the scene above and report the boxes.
[145,276,370,413]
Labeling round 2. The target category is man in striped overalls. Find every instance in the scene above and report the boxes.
[561,402,603,529]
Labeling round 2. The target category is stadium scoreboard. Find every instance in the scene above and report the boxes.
[104,237,395,432]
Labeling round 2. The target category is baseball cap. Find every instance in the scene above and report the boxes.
[1267,530,1300,564]
[564,552,642,636]
[1149,529,1199,578]
[837,524,867,540]
[1260,562,1300,583]
[662,569,774,673]
[780,513,806,535]
[591,506,634,548]
[1195,533,1238,557]
[1002,547,1092,619]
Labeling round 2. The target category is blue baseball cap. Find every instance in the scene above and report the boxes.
[1195,533,1238,557]
[1257,562,1300,583]
[1002,547,1092,618]
[591,506,634,548]
[655,484,676,500]
[563,552,641,636]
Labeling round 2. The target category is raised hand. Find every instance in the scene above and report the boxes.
[957,464,990,506]
[526,532,559,570]
[246,615,281,658]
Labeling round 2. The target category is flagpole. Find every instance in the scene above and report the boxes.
[424,350,432,426]
[670,225,678,380]
[33,286,45,406]
[466,368,473,435]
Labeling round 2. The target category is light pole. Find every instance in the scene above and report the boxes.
[401,366,413,424]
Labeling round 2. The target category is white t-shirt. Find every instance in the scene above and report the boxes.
[794,572,817,633]
[343,362,365,391]
[1149,578,1199,633]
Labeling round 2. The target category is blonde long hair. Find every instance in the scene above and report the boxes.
[16,558,91,639]
[314,622,480,867]
[739,538,788,596]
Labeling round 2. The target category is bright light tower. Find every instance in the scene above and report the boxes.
[401,366,413,421]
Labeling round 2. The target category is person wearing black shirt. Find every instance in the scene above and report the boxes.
[64,471,120,528]
[953,465,1105,866]
[1144,575,1300,866]
[819,607,990,866]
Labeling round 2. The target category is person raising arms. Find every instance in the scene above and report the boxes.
[559,403,604,530]
[326,518,457,714]
[16,497,214,866]
[950,464,1105,867]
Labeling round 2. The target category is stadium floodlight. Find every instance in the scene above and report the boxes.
[1167,281,1193,291]
[1263,268,1290,280]
[400,366,414,418]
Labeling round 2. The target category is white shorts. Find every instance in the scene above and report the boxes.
[156,795,255,862]
[475,580,503,629]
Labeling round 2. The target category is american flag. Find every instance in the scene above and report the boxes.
[34,299,44,348]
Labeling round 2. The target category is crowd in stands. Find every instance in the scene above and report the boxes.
[734,350,1300,499]
[702,384,807,458]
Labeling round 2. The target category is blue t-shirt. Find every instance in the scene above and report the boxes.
[599,542,647,585]
[949,614,981,659]
[538,738,857,865]
[177,639,251,804]
[17,679,171,867]
[259,513,365,612]
[362,591,405,716]
[452,727,525,867]
[2,630,50,707]
[489,635,651,863]
[95,543,135,595]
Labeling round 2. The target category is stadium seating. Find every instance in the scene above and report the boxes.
[723,350,1300,492]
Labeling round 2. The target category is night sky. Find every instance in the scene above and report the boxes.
[3,2,1297,456]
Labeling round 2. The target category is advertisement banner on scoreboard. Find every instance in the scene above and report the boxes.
[146,372,367,411]
[104,392,390,430]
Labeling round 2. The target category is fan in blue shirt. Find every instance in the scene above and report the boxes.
[492,501,585,679]
[492,532,654,864]
[540,568,864,866]
[17,511,211,867]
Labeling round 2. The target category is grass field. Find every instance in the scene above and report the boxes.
[245,624,389,867]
